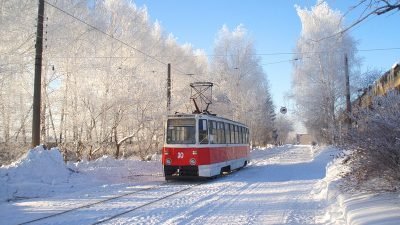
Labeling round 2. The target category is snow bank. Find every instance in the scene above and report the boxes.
[2,145,399,224]
[0,146,163,202]
[68,155,163,183]
[0,146,72,202]
[320,149,400,225]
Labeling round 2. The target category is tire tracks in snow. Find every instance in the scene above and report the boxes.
[92,181,207,225]
[16,181,202,225]
[105,175,236,224]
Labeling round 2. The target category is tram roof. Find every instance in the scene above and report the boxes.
[167,113,248,127]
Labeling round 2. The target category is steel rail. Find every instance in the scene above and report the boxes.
[17,182,167,225]
[92,181,207,225]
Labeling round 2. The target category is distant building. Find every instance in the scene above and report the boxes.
[296,134,313,145]
[356,62,400,108]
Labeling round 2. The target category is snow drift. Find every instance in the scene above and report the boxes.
[320,149,400,224]
[0,146,162,202]
[0,146,72,202]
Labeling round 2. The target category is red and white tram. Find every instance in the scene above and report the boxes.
[162,113,250,180]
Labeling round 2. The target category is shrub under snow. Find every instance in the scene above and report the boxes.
[342,92,400,191]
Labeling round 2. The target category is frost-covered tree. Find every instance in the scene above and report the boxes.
[210,25,275,146]
[292,1,359,144]
[43,0,208,160]
[0,0,36,162]
[0,0,209,163]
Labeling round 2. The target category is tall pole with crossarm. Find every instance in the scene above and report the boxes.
[32,0,45,147]
[167,63,171,113]
[345,54,352,128]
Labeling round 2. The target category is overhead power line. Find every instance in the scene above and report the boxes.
[262,58,301,65]
[47,47,400,59]
[237,47,400,56]
[193,47,400,58]
[43,1,191,77]
[44,1,163,65]
[358,47,400,52]
[43,1,400,75]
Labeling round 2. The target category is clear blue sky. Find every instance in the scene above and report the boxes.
[133,0,400,112]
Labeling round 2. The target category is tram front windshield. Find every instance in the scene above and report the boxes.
[166,119,196,144]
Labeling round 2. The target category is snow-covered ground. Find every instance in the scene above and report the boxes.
[0,146,164,203]
[0,145,399,224]
[320,150,400,225]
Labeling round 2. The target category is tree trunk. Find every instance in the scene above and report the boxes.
[46,91,58,144]
[114,127,120,159]
[59,73,69,143]
[40,61,48,144]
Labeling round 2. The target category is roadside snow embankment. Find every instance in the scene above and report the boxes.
[0,146,72,202]
[0,146,163,202]
[68,154,163,183]
[320,149,400,225]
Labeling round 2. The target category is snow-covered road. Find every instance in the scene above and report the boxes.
[1,145,338,225]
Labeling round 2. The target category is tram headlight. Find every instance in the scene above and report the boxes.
[166,158,172,165]
[189,158,196,165]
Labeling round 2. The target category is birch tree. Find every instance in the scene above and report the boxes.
[210,25,276,145]
[0,0,210,163]
[0,0,36,163]
[292,1,359,144]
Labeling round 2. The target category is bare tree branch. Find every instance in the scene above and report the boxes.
[313,0,399,42]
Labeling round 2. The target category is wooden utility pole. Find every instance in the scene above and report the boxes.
[32,0,45,147]
[167,63,171,112]
[344,54,352,128]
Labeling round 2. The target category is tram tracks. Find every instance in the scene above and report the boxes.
[17,180,207,225]
[17,162,250,225]
[96,156,285,225]
[92,181,206,224]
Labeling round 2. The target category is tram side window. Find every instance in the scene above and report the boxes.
[238,126,243,144]
[244,128,249,144]
[230,124,235,144]
[217,122,225,144]
[208,120,217,144]
[236,126,240,144]
[237,126,241,144]
[247,128,250,144]
[243,127,246,144]
[225,122,231,144]
[241,127,245,144]
[199,119,209,144]
[234,125,239,144]
[242,127,245,144]
[242,127,246,144]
